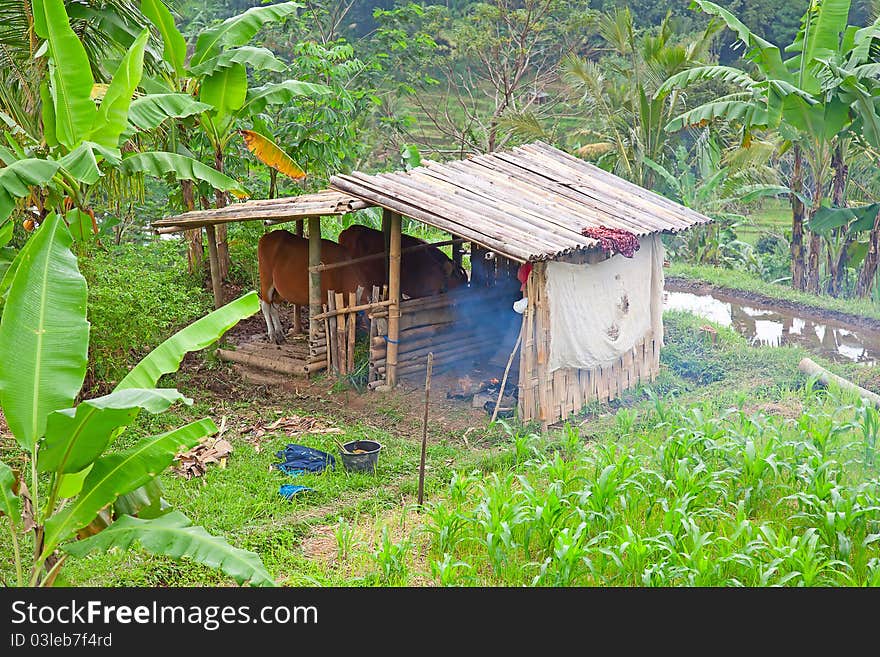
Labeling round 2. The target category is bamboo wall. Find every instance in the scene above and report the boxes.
[369,284,519,387]
[517,261,661,427]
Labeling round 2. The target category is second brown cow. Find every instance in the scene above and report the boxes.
[338,224,468,298]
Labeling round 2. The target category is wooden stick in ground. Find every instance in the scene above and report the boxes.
[798,357,880,407]
[204,225,223,309]
[491,321,524,423]
[417,352,434,511]
[323,303,331,372]
[327,291,339,374]
[347,291,356,374]
[335,292,346,375]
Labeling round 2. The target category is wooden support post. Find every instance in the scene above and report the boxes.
[452,231,462,271]
[308,217,322,348]
[386,211,402,388]
[204,224,223,309]
[382,208,392,280]
[295,219,304,237]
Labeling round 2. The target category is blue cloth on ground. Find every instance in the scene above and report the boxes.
[274,444,335,475]
[275,444,334,500]
[279,484,314,499]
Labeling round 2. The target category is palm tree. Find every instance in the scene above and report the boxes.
[555,8,721,188]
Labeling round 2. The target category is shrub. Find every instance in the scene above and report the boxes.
[78,240,211,389]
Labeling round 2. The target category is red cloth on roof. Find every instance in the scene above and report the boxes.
[581,226,640,258]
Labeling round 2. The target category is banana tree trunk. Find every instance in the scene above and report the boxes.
[790,146,806,291]
[213,147,230,281]
[827,145,850,297]
[806,231,822,294]
[181,179,204,276]
[856,208,880,298]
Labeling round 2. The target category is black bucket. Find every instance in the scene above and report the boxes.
[340,440,382,473]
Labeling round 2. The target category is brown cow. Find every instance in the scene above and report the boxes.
[337,224,468,298]
[258,229,367,344]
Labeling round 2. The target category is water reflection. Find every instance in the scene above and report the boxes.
[663,290,880,365]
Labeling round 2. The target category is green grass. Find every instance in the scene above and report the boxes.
[667,262,880,321]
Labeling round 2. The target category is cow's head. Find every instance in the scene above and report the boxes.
[442,260,469,291]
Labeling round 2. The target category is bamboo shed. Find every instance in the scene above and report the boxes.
[153,141,712,428]
[329,141,713,427]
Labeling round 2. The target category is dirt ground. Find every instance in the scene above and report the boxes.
[665,276,880,333]
[213,291,518,442]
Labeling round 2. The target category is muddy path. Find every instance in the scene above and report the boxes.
[665,276,880,334]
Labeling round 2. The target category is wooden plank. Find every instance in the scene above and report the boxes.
[347,291,357,376]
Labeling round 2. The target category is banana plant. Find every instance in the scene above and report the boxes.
[0,0,244,253]
[141,0,329,278]
[0,212,271,587]
[656,0,858,295]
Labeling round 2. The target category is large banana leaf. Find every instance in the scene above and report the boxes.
[655,65,756,99]
[242,79,331,116]
[809,203,880,234]
[0,219,11,246]
[31,0,96,149]
[690,0,789,80]
[62,510,275,586]
[40,82,58,148]
[665,96,755,132]
[42,417,217,556]
[0,159,62,222]
[0,459,19,523]
[128,94,212,132]
[140,0,186,77]
[199,63,248,139]
[188,46,287,77]
[115,291,259,390]
[240,129,305,180]
[58,142,122,186]
[119,152,247,198]
[40,388,191,475]
[113,479,164,518]
[0,213,88,451]
[90,29,148,149]
[189,2,299,69]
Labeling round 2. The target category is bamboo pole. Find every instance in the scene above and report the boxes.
[216,349,306,375]
[323,303,331,372]
[328,291,339,375]
[347,291,357,374]
[308,216,322,350]
[386,211,402,388]
[335,292,346,375]
[491,322,523,423]
[417,353,434,511]
[204,225,223,309]
[799,357,880,407]
[311,299,392,321]
[307,239,466,273]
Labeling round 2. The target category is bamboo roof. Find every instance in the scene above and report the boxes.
[151,190,372,233]
[330,141,712,263]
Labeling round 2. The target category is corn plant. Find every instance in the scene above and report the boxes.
[430,553,472,586]
[371,525,411,586]
[334,516,356,562]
